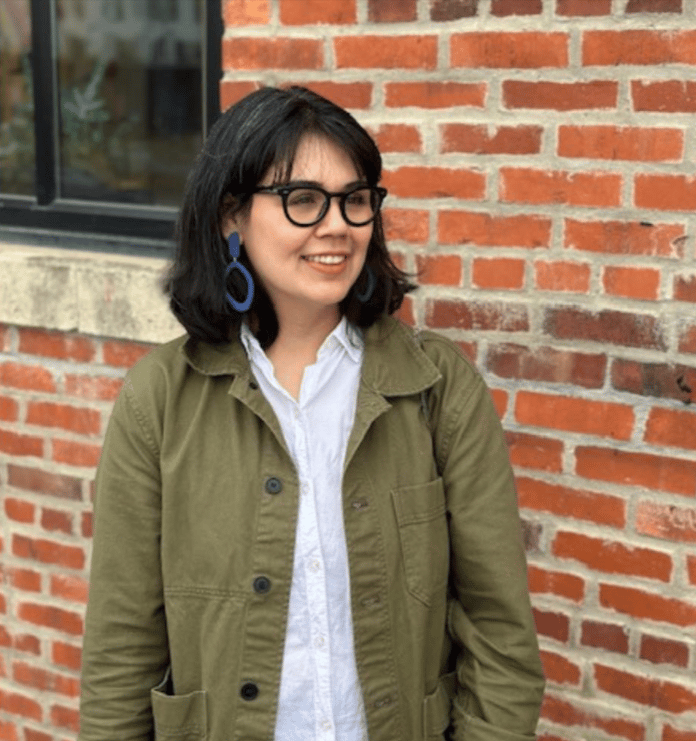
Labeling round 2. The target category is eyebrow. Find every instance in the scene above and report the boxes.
[281,179,369,190]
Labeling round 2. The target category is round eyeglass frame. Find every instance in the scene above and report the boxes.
[251,184,388,227]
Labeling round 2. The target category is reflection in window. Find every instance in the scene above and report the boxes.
[56,0,202,206]
[0,0,35,196]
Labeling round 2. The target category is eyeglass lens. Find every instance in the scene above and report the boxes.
[285,187,380,226]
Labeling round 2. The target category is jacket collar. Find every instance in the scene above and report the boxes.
[181,315,441,397]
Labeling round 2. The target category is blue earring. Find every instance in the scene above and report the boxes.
[355,265,376,303]
[225,232,254,313]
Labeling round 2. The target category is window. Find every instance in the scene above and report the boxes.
[0,0,221,253]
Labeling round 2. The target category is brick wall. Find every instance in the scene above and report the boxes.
[2,0,696,739]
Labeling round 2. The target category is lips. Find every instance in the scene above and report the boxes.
[302,254,348,265]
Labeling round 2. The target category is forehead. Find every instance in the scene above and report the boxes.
[268,134,361,184]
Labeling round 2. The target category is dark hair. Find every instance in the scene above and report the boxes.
[165,85,416,347]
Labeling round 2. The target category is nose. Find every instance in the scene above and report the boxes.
[315,194,349,233]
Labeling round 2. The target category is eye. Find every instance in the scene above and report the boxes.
[346,189,370,206]
[287,188,322,207]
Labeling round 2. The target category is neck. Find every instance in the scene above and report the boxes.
[271,305,341,358]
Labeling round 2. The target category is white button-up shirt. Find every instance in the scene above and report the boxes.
[240,319,368,741]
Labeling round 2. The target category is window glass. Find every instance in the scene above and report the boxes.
[0,0,35,196]
[56,0,203,206]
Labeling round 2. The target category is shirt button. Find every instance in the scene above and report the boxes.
[240,681,258,700]
[253,576,271,594]
[321,720,332,731]
[314,635,325,648]
[265,477,282,494]
[310,559,320,572]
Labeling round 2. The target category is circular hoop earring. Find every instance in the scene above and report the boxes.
[355,265,376,303]
[225,232,255,313]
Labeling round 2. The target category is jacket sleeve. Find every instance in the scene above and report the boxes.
[426,339,545,741]
[79,375,169,741]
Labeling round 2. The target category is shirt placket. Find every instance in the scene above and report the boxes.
[293,404,335,740]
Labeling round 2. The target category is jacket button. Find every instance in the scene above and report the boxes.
[240,682,258,700]
[253,576,271,594]
[265,477,282,494]
[249,380,259,390]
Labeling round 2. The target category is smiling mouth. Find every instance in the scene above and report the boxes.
[302,255,347,265]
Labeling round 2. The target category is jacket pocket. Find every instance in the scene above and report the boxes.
[391,477,449,607]
[151,670,208,740]
[422,672,455,740]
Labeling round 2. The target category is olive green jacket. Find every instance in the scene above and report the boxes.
[79,316,544,741]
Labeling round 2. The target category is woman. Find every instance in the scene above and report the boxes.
[79,86,544,741]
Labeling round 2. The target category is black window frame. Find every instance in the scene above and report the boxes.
[0,0,222,255]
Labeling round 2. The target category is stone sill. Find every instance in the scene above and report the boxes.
[0,241,182,344]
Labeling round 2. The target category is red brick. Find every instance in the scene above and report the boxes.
[6,567,41,593]
[533,608,570,643]
[663,725,696,741]
[636,174,696,212]
[489,388,508,420]
[580,620,629,654]
[17,602,83,635]
[223,0,270,25]
[12,661,79,697]
[369,0,417,21]
[0,720,17,741]
[335,35,437,70]
[544,307,667,351]
[636,502,696,545]
[626,0,682,10]
[553,531,672,581]
[516,391,634,440]
[438,211,550,248]
[559,125,683,162]
[535,261,591,293]
[556,0,612,14]
[4,498,35,524]
[13,633,40,656]
[430,0,479,20]
[680,324,696,355]
[64,373,123,402]
[23,729,51,741]
[583,30,696,66]
[472,257,525,290]
[487,344,605,388]
[441,123,542,154]
[504,80,618,110]
[26,401,101,436]
[50,705,79,732]
[222,37,323,71]
[280,0,355,24]
[633,80,696,113]
[501,167,622,207]
[517,477,626,527]
[52,641,82,671]
[41,508,73,535]
[505,431,563,473]
[12,535,84,570]
[416,255,462,286]
[0,395,19,422]
[0,362,56,392]
[383,209,429,244]
[603,266,660,300]
[0,430,43,458]
[542,694,644,741]
[674,274,696,303]
[594,664,696,714]
[383,167,485,200]
[50,574,89,604]
[0,688,42,721]
[220,81,261,111]
[640,634,689,668]
[687,555,696,586]
[82,511,93,538]
[426,300,529,332]
[369,124,421,153]
[385,81,486,108]
[540,650,581,686]
[17,328,95,362]
[451,32,568,68]
[611,359,695,403]
[565,218,686,258]
[600,584,696,627]
[52,439,102,468]
[492,0,541,14]
[576,446,696,497]
[527,565,584,602]
[646,407,696,452]
[7,465,83,501]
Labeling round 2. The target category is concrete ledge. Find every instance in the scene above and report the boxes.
[0,242,182,343]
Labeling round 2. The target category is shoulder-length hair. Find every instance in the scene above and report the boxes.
[165,85,415,347]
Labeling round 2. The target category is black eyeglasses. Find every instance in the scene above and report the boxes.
[252,184,387,227]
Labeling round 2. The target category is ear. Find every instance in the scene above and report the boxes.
[220,194,242,241]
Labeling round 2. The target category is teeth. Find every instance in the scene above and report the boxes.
[304,255,346,265]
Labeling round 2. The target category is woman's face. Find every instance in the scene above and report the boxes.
[224,135,373,323]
